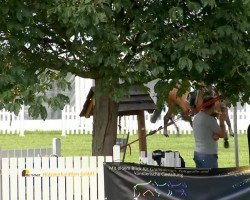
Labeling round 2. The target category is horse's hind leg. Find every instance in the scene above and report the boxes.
[225,117,235,137]
[163,114,170,137]
[223,133,229,148]
[223,118,235,148]
[163,105,174,137]
[220,106,232,148]
[177,101,192,127]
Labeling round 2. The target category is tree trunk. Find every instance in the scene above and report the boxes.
[92,79,119,156]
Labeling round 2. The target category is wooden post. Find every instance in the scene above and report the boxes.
[137,111,147,154]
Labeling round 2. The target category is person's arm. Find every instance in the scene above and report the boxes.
[213,112,227,139]
[216,118,226,138]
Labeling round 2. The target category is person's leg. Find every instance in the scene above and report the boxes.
[194,152,218,168]
[194,151,203,168]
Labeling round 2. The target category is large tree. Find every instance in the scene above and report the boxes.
[0,0,249,155]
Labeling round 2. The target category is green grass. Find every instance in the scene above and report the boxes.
[0,131,92,156]
[0,131,249,168]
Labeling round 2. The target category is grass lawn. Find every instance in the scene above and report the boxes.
[0,131,249,168]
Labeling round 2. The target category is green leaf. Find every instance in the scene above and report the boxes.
[187,2,202,12]
[28,105,41,119]
[16,10,23,22]
[40,106,48,120]
[48,94,70,110]
[242,0,250,5]
[178,57,193,71]
[217,25,233,37]
[98,13,107,23]
[151,67,164,77]
[201,0,216,8]
[10,101,22,116]
[194,60,209,73]
[169,7,183,21]
[56,78,71,91]
[198,48,211,58]
[1,6,9,15]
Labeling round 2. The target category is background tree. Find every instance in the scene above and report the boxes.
[0,0,249,155]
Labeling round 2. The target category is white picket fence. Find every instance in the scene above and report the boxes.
[0,146,121,200]
[1,104,249,136]
[61,105,93,135]
[61,104,250,135]
[0,138,61,159]
[0,108,24,136]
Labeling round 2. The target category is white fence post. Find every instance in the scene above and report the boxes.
[19,106,25,136]
[52,138,61,156]
[113,145,121,162]
[61,105,68,136]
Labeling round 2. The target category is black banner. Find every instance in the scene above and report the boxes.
[104,162,250,200]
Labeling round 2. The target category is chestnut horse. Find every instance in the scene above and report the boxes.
[150,84,234,148]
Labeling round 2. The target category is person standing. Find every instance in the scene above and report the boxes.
[193,97,227,168]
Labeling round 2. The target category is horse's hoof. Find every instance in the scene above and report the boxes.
[224,140,229,148]
[164,132,169,137]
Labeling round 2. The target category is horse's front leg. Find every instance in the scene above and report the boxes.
[163,112,180,137]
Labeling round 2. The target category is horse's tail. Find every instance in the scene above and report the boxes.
[150,109,162,123]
